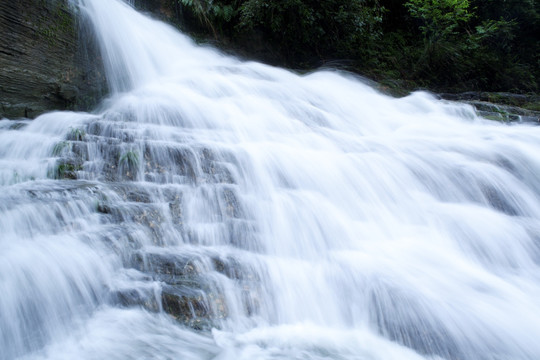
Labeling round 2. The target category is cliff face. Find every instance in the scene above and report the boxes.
[0,0,106,119]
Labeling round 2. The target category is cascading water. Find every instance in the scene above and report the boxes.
[2,0,540,359]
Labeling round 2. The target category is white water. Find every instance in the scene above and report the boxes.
[2,0,540,359]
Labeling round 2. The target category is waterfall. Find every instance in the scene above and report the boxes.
[2,0,540,359]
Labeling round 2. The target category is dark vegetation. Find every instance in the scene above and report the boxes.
[171,0,539,94]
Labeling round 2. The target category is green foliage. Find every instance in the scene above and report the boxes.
[523,101,540,112]
[67,128,86,141]
[175,0,539,92]
[178,0,238,35]
[51,141,71,156]
[405,0,472,41]
[119,150,140,178]
[467,0,539,91]
[404,0,474,83]
[396,0,538,91]
[177,0,383,65]
[238,0,383,61]
[53,162,82,180]
[120,150,139,167]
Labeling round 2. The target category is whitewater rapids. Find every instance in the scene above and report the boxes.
[1,0,540,359]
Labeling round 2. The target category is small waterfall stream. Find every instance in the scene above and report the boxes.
[2,0,540,359]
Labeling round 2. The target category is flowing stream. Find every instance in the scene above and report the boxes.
[2,0,540,359]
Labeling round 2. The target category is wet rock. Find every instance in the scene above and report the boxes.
[131,252,204,279]
[0,0,107,119]
[227,219,260,251]
[8,121,28,130]
[210,255,261,316]
[369,288,464,360]
[112,184,153,203]
[439,92,540,123]
[220,187,242,218]
[211,255,249,281]
[49,130,90,180]
[112,288,160,312]
[96,202,111,215]
[71,142,89,161]
[440,92,539,107]
[131,205,164,227]
[143,144,198,183]
[466,101,540,124]
[169,200,184,226]
[161,285,216,330]
[129,250,234,329]
[58,84,79,102]
[199,148,236,184]
[161,285,208,316]
[52,158,84,180]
